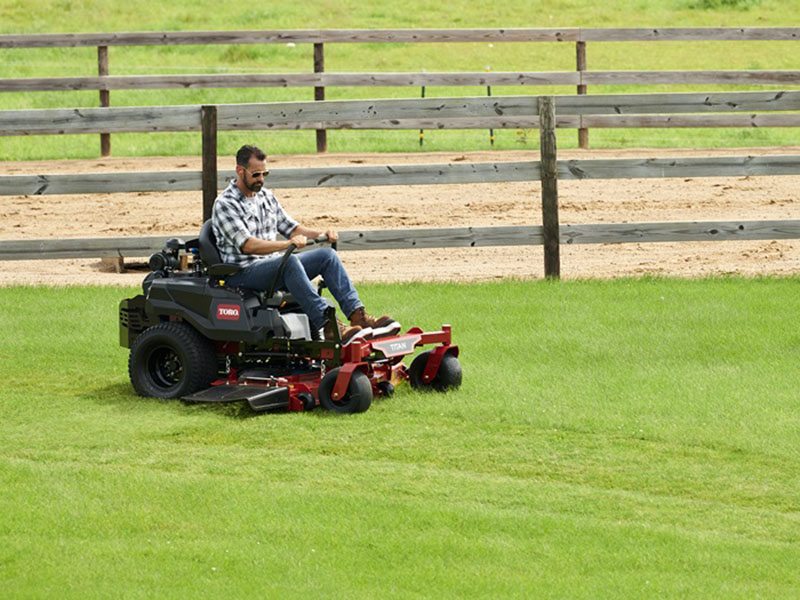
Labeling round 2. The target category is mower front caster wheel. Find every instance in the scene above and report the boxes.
[408,351,462,392]
[318,368,372,414]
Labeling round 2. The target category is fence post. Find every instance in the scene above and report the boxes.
[576,41,588,149]
[201,105,218,222]
[314,42,327,153]
[98,45,111,157]
[538,96,561,279]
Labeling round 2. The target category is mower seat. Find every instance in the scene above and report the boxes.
[199,220,241,278]
[199,220,300,311]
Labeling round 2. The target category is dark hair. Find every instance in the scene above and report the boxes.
[236,145,266,167]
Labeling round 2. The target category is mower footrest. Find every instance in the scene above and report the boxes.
[183,384,290,412]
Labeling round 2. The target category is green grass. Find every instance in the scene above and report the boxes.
[1,0,799,159]
[1,277,799,597]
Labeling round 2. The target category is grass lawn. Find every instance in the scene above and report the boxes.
[1,0,799,158]
[1,277,799,597]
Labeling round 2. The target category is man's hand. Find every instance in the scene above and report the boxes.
[325,229,339,243]
[289,234,308,249]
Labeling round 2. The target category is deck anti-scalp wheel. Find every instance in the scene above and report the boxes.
[408,351,462,392]
[298,392,316,411]
[129,322,218,399]
[377,380,395,398]
[318,368,373,413]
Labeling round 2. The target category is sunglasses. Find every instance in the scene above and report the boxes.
[243,167,270,178]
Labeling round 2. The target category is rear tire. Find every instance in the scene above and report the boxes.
[408,351,462,392]
[318,368,373,413]
[129,322,218,399]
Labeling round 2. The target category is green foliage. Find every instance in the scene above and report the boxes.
[1,278,800,597]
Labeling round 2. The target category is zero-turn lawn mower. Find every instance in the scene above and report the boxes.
[119,222,461,414]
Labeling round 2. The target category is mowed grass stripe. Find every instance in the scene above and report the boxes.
[2,442,797,596]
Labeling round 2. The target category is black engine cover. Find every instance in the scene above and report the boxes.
[144,276,285,344]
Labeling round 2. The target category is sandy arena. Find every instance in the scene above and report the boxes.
[1,147,799,286]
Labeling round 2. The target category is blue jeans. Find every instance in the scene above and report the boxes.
[225,247,362,331]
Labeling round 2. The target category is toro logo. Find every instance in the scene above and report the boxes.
[216,303,241,321]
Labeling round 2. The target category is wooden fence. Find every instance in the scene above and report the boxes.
[1,90,799,278]
[2,27,798,153]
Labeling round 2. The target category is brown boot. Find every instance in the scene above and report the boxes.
[349,307,397,329]
[323,318,361,343]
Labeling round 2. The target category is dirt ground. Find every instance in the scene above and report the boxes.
[1,147,799,286]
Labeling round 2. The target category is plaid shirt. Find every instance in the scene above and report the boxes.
[211,181,298,267]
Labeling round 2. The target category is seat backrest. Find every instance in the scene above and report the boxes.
[198,219,223,266]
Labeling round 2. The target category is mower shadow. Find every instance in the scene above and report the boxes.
[85,382,389,419]
[83,382,260,419]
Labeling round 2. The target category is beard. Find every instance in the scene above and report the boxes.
[245,180,263,193]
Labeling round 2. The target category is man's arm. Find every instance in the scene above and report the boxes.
[290,224,339,243]
[241,235,304,255]
[241,224,338,255]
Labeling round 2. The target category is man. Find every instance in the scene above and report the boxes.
[212,145,397,342]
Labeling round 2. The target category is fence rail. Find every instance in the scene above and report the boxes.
[2,28,798,48]
[4,155,799,197]
[3,70,799,93]
[2,27,798,153]
[2,91,798,136]
[4,220,800,262]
